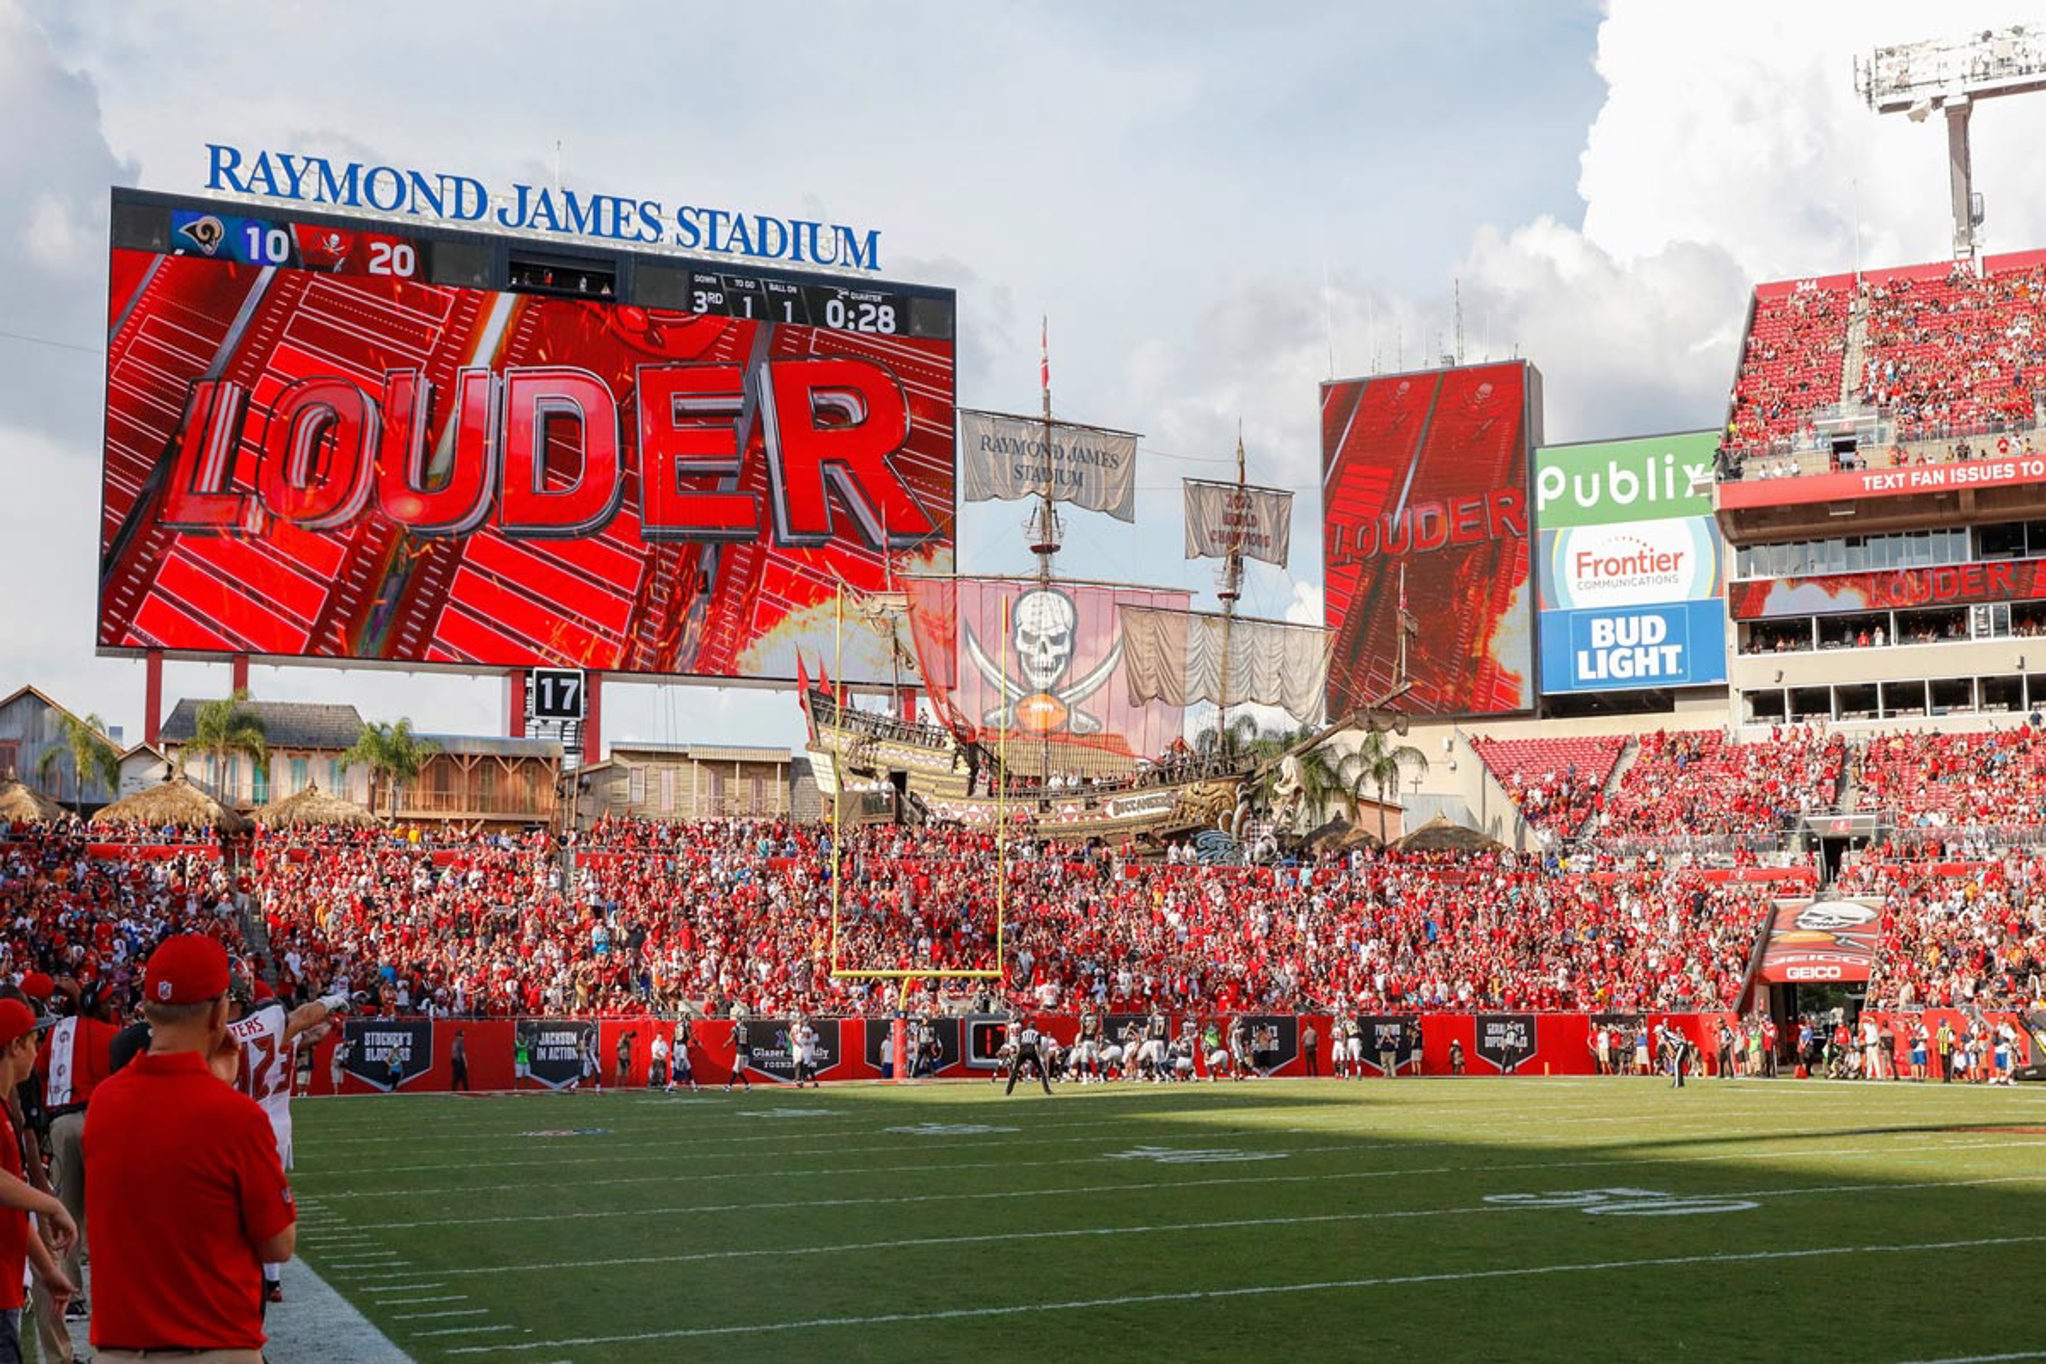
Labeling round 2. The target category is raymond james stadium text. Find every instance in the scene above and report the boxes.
[204,143,884,270]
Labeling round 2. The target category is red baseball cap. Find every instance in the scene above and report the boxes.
[0,999,51,1050]
[16,972,52,1002]
[144,934,231,1006]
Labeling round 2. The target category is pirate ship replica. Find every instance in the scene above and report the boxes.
[799,363,1388,848]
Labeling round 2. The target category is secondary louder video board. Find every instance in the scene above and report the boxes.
[99,189,957,683]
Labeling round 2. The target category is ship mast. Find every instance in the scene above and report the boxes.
[1027,315,1061,784]
[1216,424,1245,758]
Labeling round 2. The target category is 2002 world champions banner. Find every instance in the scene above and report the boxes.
[97,235,955,684]
[1322,361,1538,716]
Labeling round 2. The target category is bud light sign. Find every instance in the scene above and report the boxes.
[1534,432,1727,695]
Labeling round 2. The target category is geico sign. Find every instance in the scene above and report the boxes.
[1784,965,1845,981]
[158,360,939,546]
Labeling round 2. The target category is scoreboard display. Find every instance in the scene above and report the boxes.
[99,190,958,684]
[170,207,428,279]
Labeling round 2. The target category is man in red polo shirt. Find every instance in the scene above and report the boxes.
[84,935,296,1364]
[33,979,118,1364]
[0,997,79,1364]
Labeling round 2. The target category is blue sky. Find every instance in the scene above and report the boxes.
[3,1,2042,751]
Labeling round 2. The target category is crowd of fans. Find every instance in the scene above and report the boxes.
[1724,258,2046,466]
[1468,736,1624,840]
[6,720,2045,1027]
[1860,263,2046,439]
[1833,845,2046,1011]
[1590,728,1847,841]
[1852,727,2046,827]
[1726,282,1849,456]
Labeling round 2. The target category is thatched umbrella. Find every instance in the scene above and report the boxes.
[1392,814,1503,855]
[0,780,63,824]
[90,777,250,834]
[252,782,381,829]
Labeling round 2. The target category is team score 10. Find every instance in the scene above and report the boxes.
[238,1030,290,1103]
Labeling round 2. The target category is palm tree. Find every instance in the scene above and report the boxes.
[343,719,440,818]
[1192,712,1261,758]
[185,689,268,803]
[36,710,121,813]
[1349,728,1430,847]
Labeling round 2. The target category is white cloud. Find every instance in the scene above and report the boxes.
[12,1,2046,752]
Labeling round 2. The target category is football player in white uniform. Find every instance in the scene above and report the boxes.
[230,977,348,1303]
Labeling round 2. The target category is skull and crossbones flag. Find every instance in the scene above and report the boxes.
[903,576,1188,759]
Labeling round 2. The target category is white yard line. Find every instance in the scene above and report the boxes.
[302,1131,2043,1205]
[442,1233,2046,1354]
[420,1172,2046,1276]
[361,1136,2046,1230]
[297,1113,1969,1183]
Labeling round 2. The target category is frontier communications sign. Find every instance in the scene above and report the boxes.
[1534,433,1728,694]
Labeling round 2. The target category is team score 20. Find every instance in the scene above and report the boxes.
[239,1031,289,1103]
[366,240,416,277]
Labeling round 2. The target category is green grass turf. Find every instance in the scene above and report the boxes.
[285,1076,2046,1363]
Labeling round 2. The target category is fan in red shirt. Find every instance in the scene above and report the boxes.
[83,935,296,1364]
[0,997,79,1364]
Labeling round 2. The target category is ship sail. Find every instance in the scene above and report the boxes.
[1183,478,1293,566]
[957,409,1140,522]
[1118,605,1328,727]
[902,575,1189,774]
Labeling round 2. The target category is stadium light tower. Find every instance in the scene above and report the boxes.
[1856,23,2046,261]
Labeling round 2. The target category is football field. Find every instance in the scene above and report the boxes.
[282,1076,2046,1363]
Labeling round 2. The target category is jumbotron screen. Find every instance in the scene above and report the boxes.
[97,190,956,683]
[1321,360,1538,716]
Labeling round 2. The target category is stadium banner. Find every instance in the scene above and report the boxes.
[1241,1015,1299,1074]
[338,1018,434,1092]
[98,190,956,685]
[1743,898,1882,994]
[298,1011,1767,1095]
[1534,432,1727,694]
[1358,1015,1422,1076]
[1472,1013,1540,1074]
[85,842,222,862]
[736,1017,844,1084]
[958,409,1138,522]
[1728,559,2046,620]
[863,1016,963,1077]
[1323,361,1537,717]
[1717,454,2046,510]
[1183,478,1292,565]
[516,1019,600,1090]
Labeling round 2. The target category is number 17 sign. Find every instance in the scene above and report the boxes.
[531,668,586,722]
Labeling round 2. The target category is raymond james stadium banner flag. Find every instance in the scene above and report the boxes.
[1534,431,1727,694]
[958,409,1139,523]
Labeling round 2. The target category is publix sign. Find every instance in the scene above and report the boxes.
[1535,432,1728,695]
[1534,431,1717,527]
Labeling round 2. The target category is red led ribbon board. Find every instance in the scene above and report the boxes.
[98,251,955,681]
[1321,361,1536,716]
